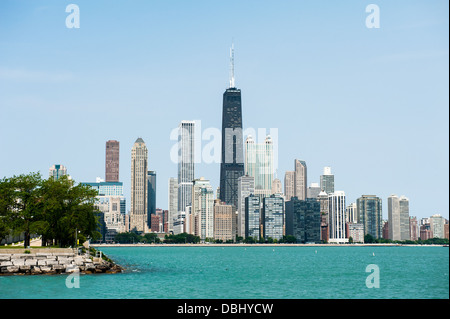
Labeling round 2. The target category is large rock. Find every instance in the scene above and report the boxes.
[11,259,25,266]
[24,259,37,266]
[0,255,11,261]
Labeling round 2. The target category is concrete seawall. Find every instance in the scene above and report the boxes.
[0,251,122,275]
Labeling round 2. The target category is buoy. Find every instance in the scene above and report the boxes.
[373,252,375,256]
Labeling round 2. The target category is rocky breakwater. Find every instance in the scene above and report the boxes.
[0,251,122,275]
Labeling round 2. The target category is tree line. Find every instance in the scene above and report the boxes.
[0,172,101,248]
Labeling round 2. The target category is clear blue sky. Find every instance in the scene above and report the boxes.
[0,0,448,220]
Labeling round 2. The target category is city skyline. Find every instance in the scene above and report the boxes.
[0,1,448,220]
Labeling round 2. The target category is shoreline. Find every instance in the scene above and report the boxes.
[92,243,448,248]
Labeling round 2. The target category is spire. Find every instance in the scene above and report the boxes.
[229,43,235,88]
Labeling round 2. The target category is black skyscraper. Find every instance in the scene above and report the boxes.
[219,45,244,209]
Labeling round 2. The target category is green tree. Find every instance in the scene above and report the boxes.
[364,234,376,244]
[6,173,43,248]
[40,175,100,247]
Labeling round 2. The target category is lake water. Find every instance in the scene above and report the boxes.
[1,246,448,299]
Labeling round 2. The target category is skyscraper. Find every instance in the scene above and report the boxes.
[49,164,67,181]
[245,194,261,240]
[168,177,178,234]
[147,170,156,228]
[294,159,307,200]
[244,135,274,199]
[105,140,120,182]
[219,44,245,209]
[261,194,284,240]
[307,183,321,199]
[130,138,148,233]
[320,167,334,194]
[328,191,348,243]
[191,177,214,241]
[284,171,295,201]
[237,175,255,238]
[285,197,321,243]
[271,178,282,195]
[178,121,195,216]
[356,195,383,239]
[214,200,235,242]
[388,194,410,241]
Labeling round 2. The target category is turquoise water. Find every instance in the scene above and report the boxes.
[1,246,448,299]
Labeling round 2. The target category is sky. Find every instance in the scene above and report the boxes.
[0,0,448,220]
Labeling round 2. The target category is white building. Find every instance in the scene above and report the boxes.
[429,214,445,239]
[245,135,274,199]
[177,121,195,217]
[168,177,178,234]
[388,194,410,241]
[328,191,348,243]
[191,178,214,241]
[348,223,364,243]
[346,202,358,224]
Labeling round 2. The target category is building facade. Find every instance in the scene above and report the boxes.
[49,164,68,181]
[147,170,156,228]
[261,194,284,240]
[219,47,245,209]
[177,121,195,216]
[285,197,321,243]
[245,194,261,240]
[130,138,148,233]
[191,178,214,241]
[320,166,334,194]
[328,191,348,243]
[356,195,383,239]
[284,171,295,201]
[294,159,307,201]
[244,135,274,199]
[214,200,235,242]
[168,177,178,234]
[105,140,120,182]
[388,194,410,241]
[237,175,255,238]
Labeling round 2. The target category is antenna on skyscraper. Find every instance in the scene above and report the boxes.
[229,42,235,88]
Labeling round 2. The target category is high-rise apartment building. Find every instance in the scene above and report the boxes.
[178,121,195,216]
[219,45,245,209]
[261,194,284,240]
[49,164,68,181]
[105,140,120,182]
[214,200,235,242]
[245,194,261,240]
[317,191,329,242]
[356,195,383,239]
[130,138,148,233]
[244,135,274,199]
[320,167,334,194]
[328,191,348,243]
[284,171,295,201]
[307,183,321,199]
[168,177,178,234]
[294,159,307,201]
[237,175,255,238]
[429,214,445,239]
[409,216,419,241]
[346,202,358,224]
[388,194,410,241]
[147,170,156,228]
[83,179,126,243]
[191,178,214,241]
[271,178,282,195]
[285,197,321,243]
